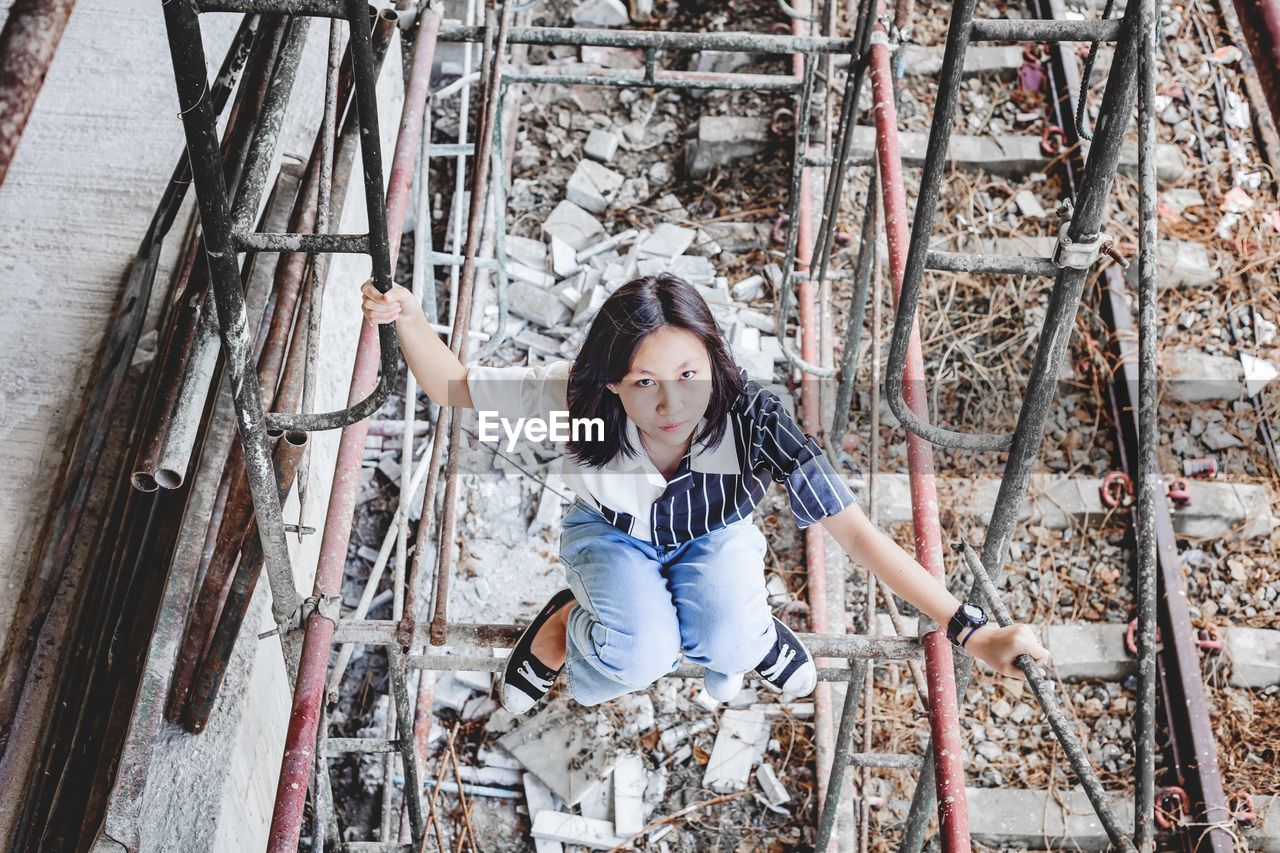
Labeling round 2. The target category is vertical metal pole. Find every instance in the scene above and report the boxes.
[1134,0,1158,840]
[158,0,302,628]
[815,660,869,851]
[867,22,970,852]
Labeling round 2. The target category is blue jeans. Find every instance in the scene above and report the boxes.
[559,500,777,706]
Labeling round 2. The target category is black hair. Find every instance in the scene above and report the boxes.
[566,273,745,469]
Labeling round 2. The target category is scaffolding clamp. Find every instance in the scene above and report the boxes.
[302,593,344,625]
[1052,221,1111,270]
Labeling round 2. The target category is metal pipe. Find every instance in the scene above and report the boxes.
[968,18,1122,40]
[501,66,804,91]
[829,170,877,450]
[899,4,1149,846]
[924,250,1057,277]
[184,433,308,732]
[815,661,868,851]
[1134,0,1157,842]
[0,0,77,188]
[437,23,857,53]
[160,0,304,630]
[956,542,1137,852]
[262,1,404,435]
[233,231,370,252]
[268,13,440,850]
[868,26,970,851]
[428,2,514,646]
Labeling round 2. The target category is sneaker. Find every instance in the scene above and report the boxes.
[754,616,817,698]
[500,589,576,714]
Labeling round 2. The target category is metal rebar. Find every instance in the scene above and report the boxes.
[829,169,878,447]
[955,541,1138,852]
[848,752,921,770]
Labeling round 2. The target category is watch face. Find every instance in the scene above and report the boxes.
[962,603,985,623]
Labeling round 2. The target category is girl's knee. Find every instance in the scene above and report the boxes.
[597,626,681,688]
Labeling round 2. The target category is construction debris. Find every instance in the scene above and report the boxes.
[702,709,770,793]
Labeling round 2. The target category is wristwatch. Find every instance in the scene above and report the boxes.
[947,602,988,648]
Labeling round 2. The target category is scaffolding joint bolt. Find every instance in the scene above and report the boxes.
[1052,222,1110,270]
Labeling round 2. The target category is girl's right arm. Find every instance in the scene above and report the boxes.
[360,278,473,408]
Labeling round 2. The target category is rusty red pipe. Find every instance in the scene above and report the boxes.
[0,0,76,188]
[869,24,971,849]
[267,14,440,851]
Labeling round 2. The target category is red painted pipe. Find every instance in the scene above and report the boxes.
[869,25,971,850]
[266,13,440,851]
[0,0,76,188]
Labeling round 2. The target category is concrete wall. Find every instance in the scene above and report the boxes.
[0,1,406,848]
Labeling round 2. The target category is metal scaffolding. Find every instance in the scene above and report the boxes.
[153,0,1163,849]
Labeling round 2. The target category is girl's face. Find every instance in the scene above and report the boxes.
[607,325,714,454]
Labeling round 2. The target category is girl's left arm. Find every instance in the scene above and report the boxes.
[820,503,1049,679]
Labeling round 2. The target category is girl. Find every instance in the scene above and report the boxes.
[361,272,1047,713]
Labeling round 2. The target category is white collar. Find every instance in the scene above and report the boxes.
[605,416,740,479]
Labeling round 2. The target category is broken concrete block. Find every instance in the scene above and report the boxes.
[736,325,762,351]
[455,669,494,693]
[578,771,613,822]
[509,260,556,288]
[693,688,721,712]
[523,774,565,853]
[531,811,627,849]
[765,574,789,607]
[758,335,783,363]
[613,753,647,836]
[963,787,1136,850]
[755,763,790,807]
[733,344,774,382]
[571,0,629,27]
[703,709,770,793]
[638,223,696,259]
[500,707,616,806]
[693,50,754,75]
[584,128,620,163]
[550,235,578,278]
[1013,189,1047,219]
[508,280,572,329]
[685,116,770,178]
[660,718,714,752]
[543,200,605,251]
[1241,351,1278,397]
[736,308,776,333]
[432,673,476,712]
[573,281,606,325]
[619,693,656,737]
[732,274,765,301]
[688,228,722,257]
[1225,628,1280,688]
[506,234,547,269]
[566,159,625,214]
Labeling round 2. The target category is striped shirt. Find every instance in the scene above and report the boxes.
[466,361,857,545]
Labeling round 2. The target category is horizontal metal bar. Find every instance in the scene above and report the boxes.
[337,619,923,659]
[428,143,474,157]
[504,66,803,92]
[232,232,370,253]
[925,250,1059,276]
[336,844,413,853]
[196,0,344,14]
[969,18,1123,41]
[324,737,399,755]
[847,751,923,770]
[438,24,857,54]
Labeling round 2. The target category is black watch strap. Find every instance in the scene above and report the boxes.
[947,602,988,647]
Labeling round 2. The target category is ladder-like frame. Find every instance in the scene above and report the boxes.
[155,0,1159,850]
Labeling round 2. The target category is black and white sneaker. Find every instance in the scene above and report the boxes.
[754,616,817,698]
[500,589,576,714]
